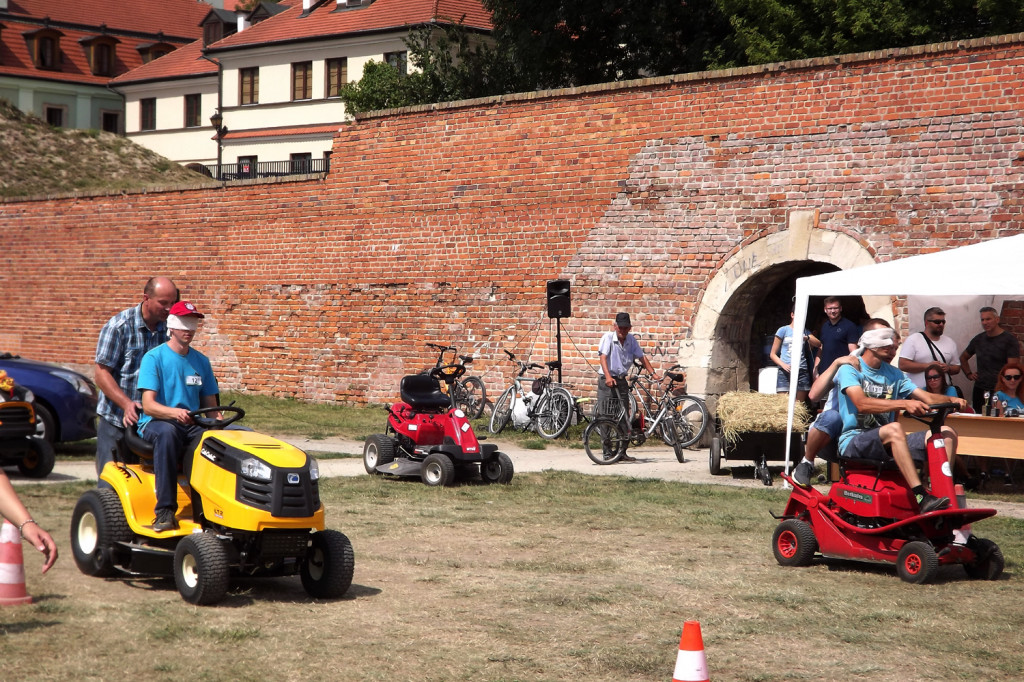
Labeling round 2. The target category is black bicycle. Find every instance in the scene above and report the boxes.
[421,342,487,419]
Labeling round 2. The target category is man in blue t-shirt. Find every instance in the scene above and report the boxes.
[137,301,219,532]
[835,327,967,514]
[815,297,860,379]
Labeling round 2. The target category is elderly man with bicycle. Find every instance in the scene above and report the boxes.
[598,312,658,462]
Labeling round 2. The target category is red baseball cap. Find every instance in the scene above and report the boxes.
[169,301,205,318]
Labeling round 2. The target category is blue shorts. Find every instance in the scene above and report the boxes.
[810,409,842,440]
[842,428,929,462]
[777,367,811,392]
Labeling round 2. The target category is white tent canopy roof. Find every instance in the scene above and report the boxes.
[784,234,1024,474]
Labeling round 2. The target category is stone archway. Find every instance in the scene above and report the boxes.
[679,211,891,401]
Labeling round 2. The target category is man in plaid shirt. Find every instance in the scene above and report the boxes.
[93,277,177,485]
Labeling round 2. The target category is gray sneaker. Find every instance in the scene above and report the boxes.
[792,460,815,488]
[152,508,178,532]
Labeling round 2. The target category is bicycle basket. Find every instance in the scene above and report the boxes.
[531,376,551,395]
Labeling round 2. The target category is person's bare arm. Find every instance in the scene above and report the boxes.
[844,385,930,416]
[141,390,192,424]
[94,363,143,426]
[809,355,861,403]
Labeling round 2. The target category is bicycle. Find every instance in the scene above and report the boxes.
[656,365,710,453]
[421,342,487,419]
[488,350,573,439]
[583,366,706,464]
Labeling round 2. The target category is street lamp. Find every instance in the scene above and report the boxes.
[209,110,227,179]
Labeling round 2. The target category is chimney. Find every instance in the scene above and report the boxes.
[0,0,9,10]
[302,0,312,11]
[336,0,348,6]
[237,15,250,32]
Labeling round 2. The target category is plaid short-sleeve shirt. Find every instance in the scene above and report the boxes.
[94,304,167,427]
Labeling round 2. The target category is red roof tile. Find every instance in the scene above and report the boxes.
[208,0,491,52]
[3,0,209,41]
[109,39,214,86]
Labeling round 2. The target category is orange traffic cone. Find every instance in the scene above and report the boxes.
[0,521,33,605]
[672,620,709,682]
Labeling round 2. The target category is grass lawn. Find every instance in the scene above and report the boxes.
[2,472,1022,681]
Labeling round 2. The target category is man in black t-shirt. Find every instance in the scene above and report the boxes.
[960,306,1021,412]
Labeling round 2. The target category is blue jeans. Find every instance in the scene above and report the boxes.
[141,420,206,513]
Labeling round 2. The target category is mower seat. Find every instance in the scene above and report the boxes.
[124,426,155,462]
[400,374,451,413]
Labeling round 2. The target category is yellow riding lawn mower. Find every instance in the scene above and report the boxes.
[70,407,354,605]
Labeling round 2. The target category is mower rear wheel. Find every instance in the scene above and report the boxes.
[301,529,355,599]
[489,388,515,434]
[174,534,230,605]
[963,538,1004,581]
[421,453,455,486]
[772,519,817,567]
[70,488,132,577]
[17,436,55,478]
[897,541,938,584]
[480,452,514,484]
[363,434,396,475]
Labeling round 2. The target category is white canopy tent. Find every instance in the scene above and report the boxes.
[785,233,1024,473]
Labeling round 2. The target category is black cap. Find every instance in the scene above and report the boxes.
[615,312,631,327]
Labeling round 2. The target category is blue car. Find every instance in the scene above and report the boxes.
[0,353,98,444]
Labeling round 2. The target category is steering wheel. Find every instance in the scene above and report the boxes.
[430,363,466,384]
[906,401,959,435]
[189,405,245,429]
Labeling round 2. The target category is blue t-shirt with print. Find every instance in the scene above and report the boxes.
[836,360,917,454]
[136,343,219,432]
[995,391,1024,411]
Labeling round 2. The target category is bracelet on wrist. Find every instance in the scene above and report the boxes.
[18,519,38,539]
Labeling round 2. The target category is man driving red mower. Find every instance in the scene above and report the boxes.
[834,327,969,514]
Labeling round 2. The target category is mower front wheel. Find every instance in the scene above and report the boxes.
[301,529,355,599]
[772,519,817,567]
[363,434,396,475]
[897,541,938,585]
[18,436,55,478]
[70,488,132,577]
[480,452,514,484]
[174,534,231,605]
[421,454,455,487]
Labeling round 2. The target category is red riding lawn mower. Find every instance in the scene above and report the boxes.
[363,361,514,487]
[772,404,1004,584]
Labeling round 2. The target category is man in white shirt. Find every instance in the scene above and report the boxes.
[898,306,960,389]
[597,312,656,462]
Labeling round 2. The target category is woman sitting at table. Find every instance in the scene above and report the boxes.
[923,363,961,399]
[993,363,1024,414]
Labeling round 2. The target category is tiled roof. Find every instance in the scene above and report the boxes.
[1,0,209,42]
[223,123,340,139]
[0,0,207,87]
[208,0,492,52]
[109,38,214,86]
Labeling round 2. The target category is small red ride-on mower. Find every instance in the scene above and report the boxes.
[772,404,1004,584]
[363,361,514,487]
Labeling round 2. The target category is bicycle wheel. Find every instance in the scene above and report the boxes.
[583,418,628,465]
[489,387,515,434]
[535,388,572,439]
[456,375,487,419]
[669,396,709,448]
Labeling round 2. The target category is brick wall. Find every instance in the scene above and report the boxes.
[2,34,1023,404]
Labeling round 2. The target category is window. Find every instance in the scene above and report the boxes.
[240,67,259,105]
[44,106,64,128]
[93,42,113,76]
[291,153,312,174]
[37,35,59,69]
[237,156,257,178]
[101,111,119,134]
[384,51,407,76]
[325,58,347,98]
[203,22,223,47]
[184,94,201,128]
[291,61,312,101]
[139,43,174,64]
[140,98,156,131]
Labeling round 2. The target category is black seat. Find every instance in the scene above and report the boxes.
[124,426,154,461]
[400,375,451,412]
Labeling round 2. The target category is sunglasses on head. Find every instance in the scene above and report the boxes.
[1004,374,1023,380]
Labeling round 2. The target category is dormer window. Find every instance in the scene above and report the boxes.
[201,13,237,47]
[24,28,64,70]
[138,42,175,64]
[80,35,120,77]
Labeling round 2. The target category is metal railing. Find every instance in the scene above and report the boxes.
[200,157,330,181]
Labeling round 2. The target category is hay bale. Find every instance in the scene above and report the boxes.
[716,391,811,445]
